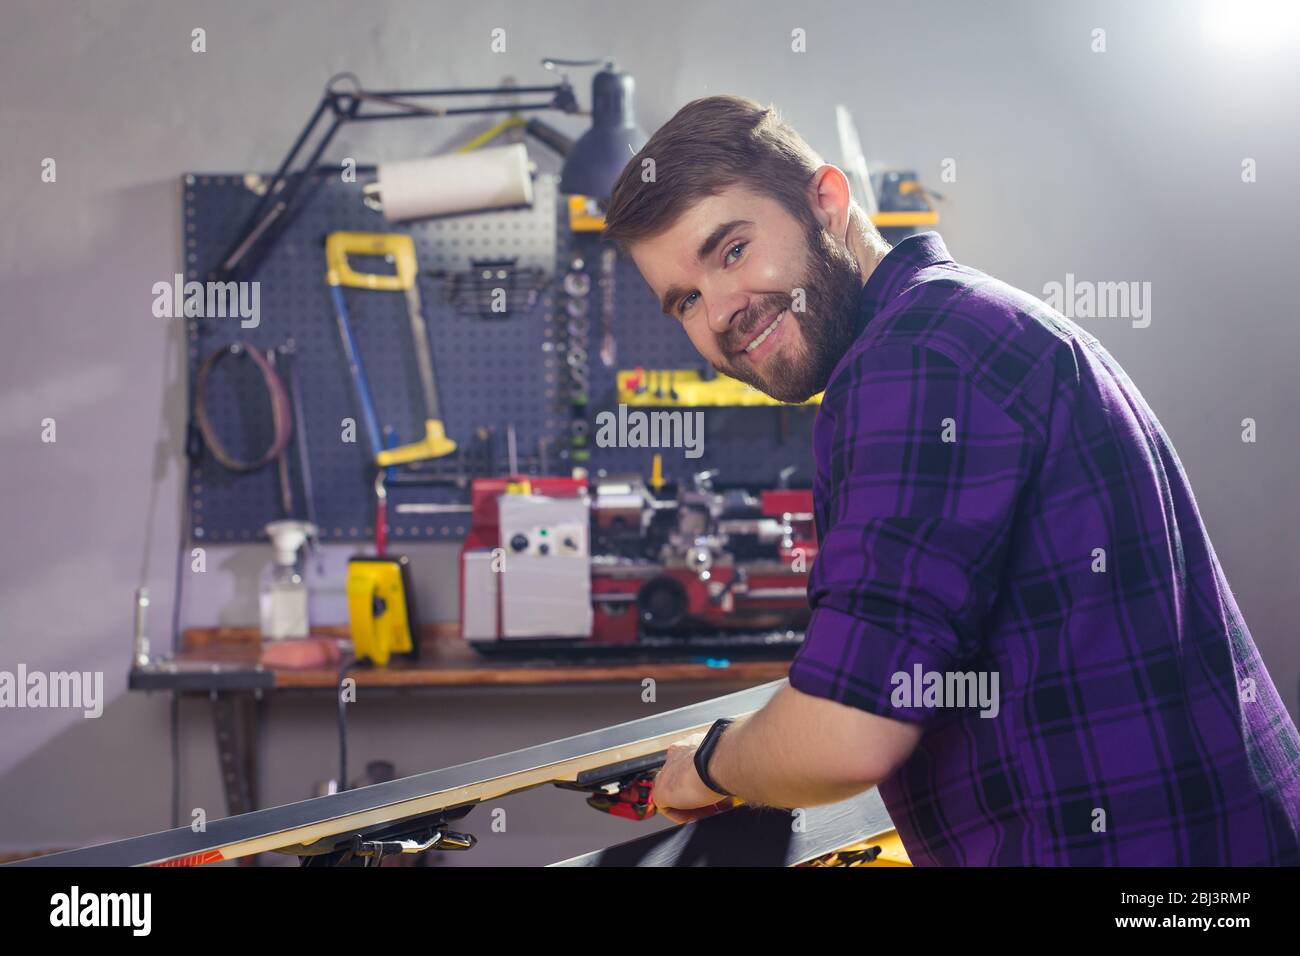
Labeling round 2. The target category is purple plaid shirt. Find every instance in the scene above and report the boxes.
[788,233,1300,865]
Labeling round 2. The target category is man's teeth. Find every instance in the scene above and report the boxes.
[744,310,786,353]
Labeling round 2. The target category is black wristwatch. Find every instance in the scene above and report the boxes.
[694,718,734,796]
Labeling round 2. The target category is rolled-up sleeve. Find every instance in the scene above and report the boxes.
[789,343,1039,723]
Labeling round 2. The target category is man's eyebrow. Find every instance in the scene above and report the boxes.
[658,219,754,315]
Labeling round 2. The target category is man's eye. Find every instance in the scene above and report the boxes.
[674,243,744,316]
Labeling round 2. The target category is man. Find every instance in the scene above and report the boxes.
[599,95,1300,865]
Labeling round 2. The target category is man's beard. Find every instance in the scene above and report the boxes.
[714,220,865,403]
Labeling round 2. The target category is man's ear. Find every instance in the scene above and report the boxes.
[807,164,853,243]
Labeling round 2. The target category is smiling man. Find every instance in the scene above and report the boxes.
[600,95,1300,865]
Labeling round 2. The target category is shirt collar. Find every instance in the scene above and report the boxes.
[857,231,954,331]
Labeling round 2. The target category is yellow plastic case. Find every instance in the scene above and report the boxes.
[346,555,420,666]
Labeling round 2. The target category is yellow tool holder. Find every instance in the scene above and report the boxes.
[567,195,608,232]
[871,210,939,228]
[802,829,913,867]
[615,368,822,408]
[870,176,940,227]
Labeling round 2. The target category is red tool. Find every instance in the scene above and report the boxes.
[585,773,659,821]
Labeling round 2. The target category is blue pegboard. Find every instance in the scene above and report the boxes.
[184,171,815,544]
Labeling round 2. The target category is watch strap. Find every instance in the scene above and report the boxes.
[694,718,734,796]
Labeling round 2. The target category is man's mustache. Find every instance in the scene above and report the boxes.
[720,296,791,355]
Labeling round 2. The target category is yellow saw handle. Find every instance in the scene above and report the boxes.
[375,420,457,467]
[326,232,418,290]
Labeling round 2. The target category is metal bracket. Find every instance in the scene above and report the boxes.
[211,691,260,817]
[352,828,477,866]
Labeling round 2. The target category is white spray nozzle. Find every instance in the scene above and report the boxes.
[265,520,317,566]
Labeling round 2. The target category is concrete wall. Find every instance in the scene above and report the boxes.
[1,0,1297,857]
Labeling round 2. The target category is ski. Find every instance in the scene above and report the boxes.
[11,680,783,867]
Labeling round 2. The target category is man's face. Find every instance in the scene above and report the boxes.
[628,186,865,403]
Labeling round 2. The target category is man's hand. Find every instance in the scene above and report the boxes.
[648,685,922,812]
[651,732,732,824]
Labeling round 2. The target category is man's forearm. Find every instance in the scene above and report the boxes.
[704,686,884,808]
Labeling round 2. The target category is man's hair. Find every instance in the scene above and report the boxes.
[602,94,875,252]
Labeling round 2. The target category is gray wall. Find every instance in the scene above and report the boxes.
[1,0,1297,856]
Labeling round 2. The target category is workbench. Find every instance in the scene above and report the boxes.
[129,625,793,819]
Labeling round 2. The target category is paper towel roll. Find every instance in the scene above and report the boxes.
[372,143,534,222]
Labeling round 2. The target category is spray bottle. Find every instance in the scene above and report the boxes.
[260,520,316,640]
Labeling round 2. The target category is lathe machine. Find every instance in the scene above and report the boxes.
[459,472,817,651]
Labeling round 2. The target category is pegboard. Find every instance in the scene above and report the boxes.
[184,171,816,545]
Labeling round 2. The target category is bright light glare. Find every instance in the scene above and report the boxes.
[1203,0,1300,52]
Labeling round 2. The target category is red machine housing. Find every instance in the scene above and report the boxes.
[459,475,816,649]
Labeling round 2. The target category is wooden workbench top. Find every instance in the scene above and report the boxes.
[134,625,793,692]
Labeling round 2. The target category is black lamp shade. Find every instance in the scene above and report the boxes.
[559,67,648,199]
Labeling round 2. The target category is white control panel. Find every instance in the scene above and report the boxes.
[497,494,593,639]
[505,521,587,558]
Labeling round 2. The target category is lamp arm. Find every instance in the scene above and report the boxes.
[215,75,578,279]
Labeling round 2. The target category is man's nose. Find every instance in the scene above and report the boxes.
[706,292,749,337]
